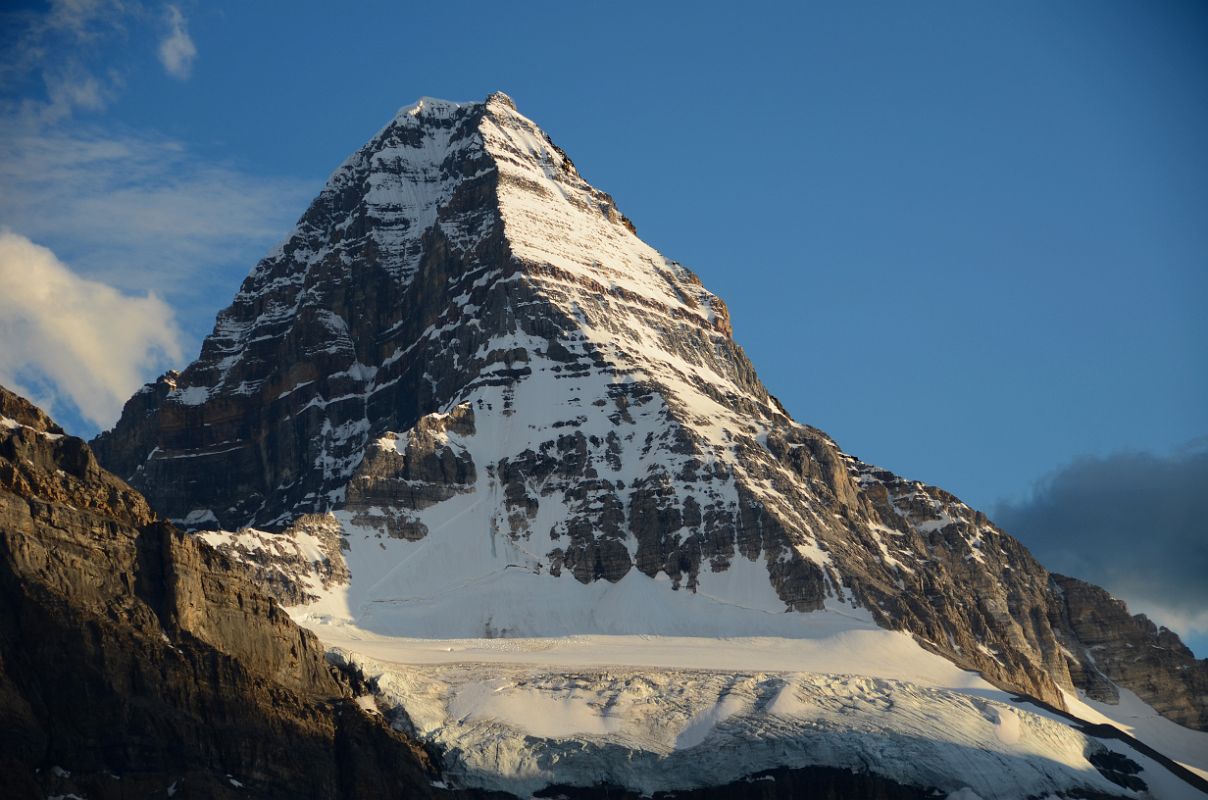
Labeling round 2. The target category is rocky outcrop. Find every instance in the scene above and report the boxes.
[198,513,351,606]
[346,404,478,540]
[91,92,1208,735]
[0,386,447,798]
[1051,574,1208,730]
[92,98,508,532]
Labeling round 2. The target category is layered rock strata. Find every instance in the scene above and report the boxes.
[0,386,445,799]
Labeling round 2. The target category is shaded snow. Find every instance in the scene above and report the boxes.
[326,634,1204,799]
[1,414,64,440]
[1062,687,1208,782]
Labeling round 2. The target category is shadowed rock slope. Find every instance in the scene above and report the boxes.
[0,386,450,799]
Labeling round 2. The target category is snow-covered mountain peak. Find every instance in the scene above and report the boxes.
[94,94,1208,780]
[477,96,730,336]
[397,95,469,120]
[484,89,517,109]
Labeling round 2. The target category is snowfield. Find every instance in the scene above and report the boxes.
[293,613,1208,799]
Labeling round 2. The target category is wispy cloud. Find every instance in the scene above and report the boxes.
[158,5,196,79]
[0,0,317,434]
[45,0,127,38]
[0,231,184,428]
[995,441,1208,648]
[0,0,128,121]
[42,62,113,116]
[0,119,314,310]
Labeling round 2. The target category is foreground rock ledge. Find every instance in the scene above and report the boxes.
[0,385,443,798]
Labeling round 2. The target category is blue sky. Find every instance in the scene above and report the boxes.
[1,1,1205,652]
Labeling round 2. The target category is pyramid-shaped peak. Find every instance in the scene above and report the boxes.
[320,90,713,331]
[485,90,517,109]
[96,87,738,529]
[91,93,1208,753]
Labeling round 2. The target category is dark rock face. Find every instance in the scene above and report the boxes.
[530,766,947,800]
[1052,574,1208,730]
[92,99,505,531]
[0,386,447,798]
[346,404,478,540]
[91,92,1208,733]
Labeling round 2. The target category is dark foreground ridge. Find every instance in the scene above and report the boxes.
[0,385,445,798]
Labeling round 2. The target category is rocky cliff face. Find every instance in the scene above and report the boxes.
[1052,574,1208,730]
[0,386,450,798]
[93,92,1207,734]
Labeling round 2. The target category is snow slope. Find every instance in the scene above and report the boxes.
[317,629,1208,799]
[1064,688,1208,782]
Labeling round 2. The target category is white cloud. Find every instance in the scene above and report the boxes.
[158,5,196,79]
[0,118,316,337]
[0,231,184,428]
[41,63,112,120]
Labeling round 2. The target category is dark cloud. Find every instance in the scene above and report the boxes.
[994,440,1208,648]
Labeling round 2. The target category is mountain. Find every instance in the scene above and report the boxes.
[91,92,1208,797]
